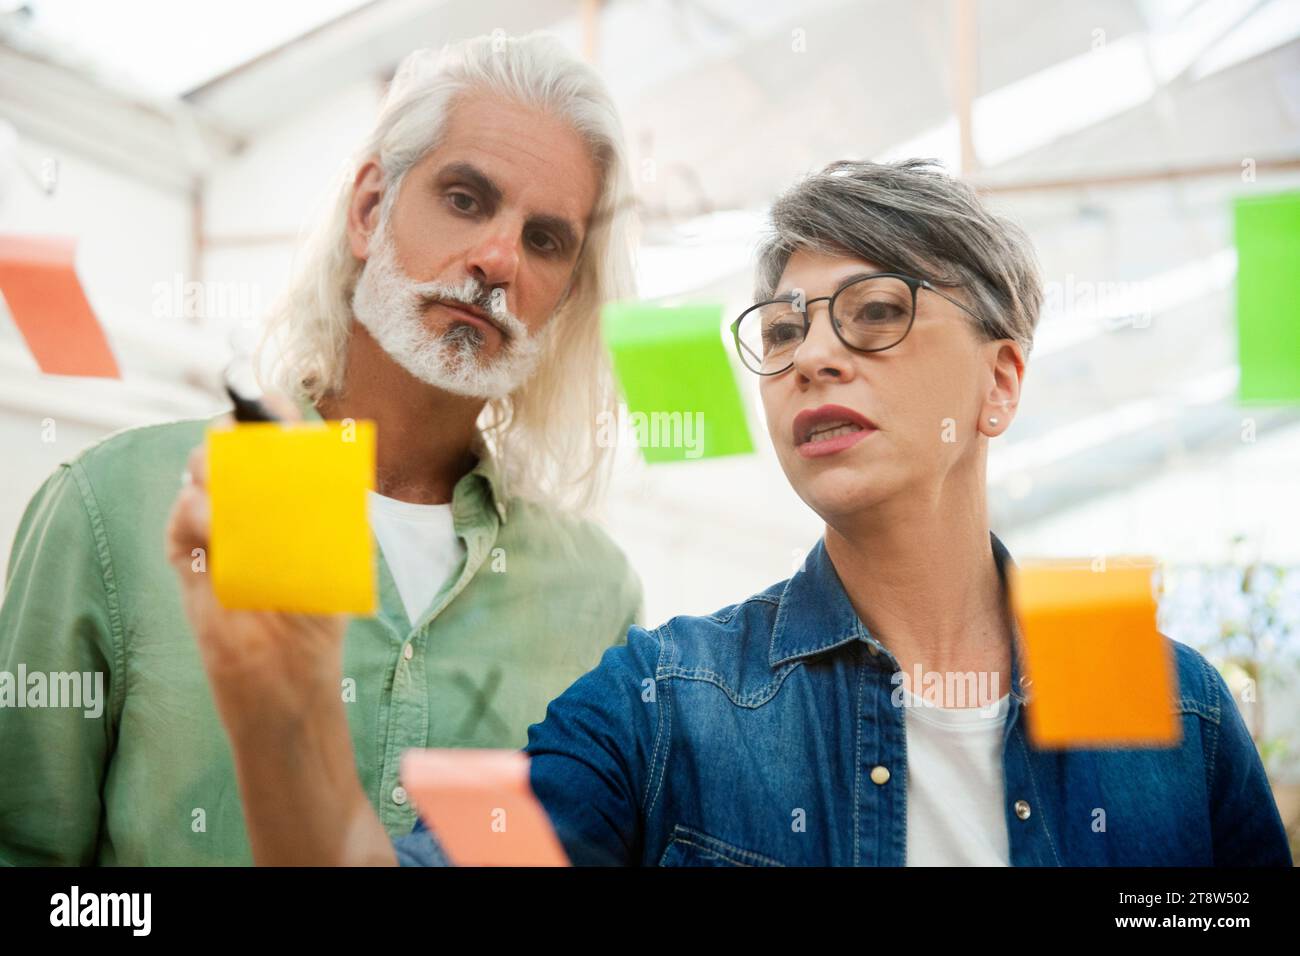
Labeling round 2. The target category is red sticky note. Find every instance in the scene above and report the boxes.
[401,749,569,866]
[0,235,119,377]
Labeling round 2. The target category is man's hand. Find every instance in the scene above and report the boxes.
[165,417,347,742]
[164,400,395,866]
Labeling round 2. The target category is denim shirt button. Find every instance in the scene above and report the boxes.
[867,644,880,657]
[1013,799,1031,821]
[870,766,891,785]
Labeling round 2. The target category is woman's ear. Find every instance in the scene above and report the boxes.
[346,159,386,261]
[979,339,1025,437]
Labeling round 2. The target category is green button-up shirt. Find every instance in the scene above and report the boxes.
[0,413,642,865]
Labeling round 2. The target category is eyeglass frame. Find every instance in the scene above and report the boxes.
[729,271,985,376]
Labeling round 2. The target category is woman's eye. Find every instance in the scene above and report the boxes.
[762,319,802,347]
[852,300,905,322]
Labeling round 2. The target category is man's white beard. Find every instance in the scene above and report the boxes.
[350,224,548,400]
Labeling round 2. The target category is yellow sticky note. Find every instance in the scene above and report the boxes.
[208,421,376,614]
[1010,558,1180,749]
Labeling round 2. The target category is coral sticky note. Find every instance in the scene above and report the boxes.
[207,420,376,614]
[0,235,119,377]
[1009,558,1180,749]
[602,302,753,463]
[401,749,569,866]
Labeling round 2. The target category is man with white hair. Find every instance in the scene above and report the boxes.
[0,33,642,865]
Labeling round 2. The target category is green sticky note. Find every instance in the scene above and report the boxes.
[603,302,754,463]
[1235,191,1300,403]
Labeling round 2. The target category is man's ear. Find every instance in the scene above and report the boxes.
[979,339,1025,437]
[346,159,386,261]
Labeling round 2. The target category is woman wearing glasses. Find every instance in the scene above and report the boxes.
[170,159,1291,866]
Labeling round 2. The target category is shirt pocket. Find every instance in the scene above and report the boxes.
[657,825,785,867]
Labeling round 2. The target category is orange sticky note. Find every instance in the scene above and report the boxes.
[401,749,570,867]
[207,420,376,614]
[0,235,119,377]
[1010,558,1180,749]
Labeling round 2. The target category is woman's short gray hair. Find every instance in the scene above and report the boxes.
[754,159,1042,354]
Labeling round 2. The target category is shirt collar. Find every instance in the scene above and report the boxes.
[295,397,508,525]
[466,432,509,525]
[769,530,1022,693]
[768,537,869,667]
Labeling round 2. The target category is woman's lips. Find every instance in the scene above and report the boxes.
[792,403,878,458]
[796,425,874,458]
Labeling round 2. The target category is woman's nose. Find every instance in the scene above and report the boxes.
[791,303,855,384]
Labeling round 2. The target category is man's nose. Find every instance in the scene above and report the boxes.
[465,225,520,290]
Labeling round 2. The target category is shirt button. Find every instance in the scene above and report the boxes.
[1014,799,1031,820]
[403,643,414,661]
[867,644,880,657]
[870,765,891,785]
[392,786,408,806]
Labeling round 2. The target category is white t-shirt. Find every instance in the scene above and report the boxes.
[367,491,465,627]
[902,686,1011,866]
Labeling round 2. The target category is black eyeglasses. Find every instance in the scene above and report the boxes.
[730,272,982,375]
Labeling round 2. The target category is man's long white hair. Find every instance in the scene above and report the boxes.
[258,33,635,513]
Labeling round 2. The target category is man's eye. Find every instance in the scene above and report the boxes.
[526,229,559,254]
[447,191,479,214]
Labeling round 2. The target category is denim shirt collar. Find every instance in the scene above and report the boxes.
[768,537,869,668]
[769,531,1031,709]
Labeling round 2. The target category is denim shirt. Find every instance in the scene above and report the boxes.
[396,533,1292,866]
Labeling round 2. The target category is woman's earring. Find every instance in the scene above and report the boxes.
[988,416,1000,426]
